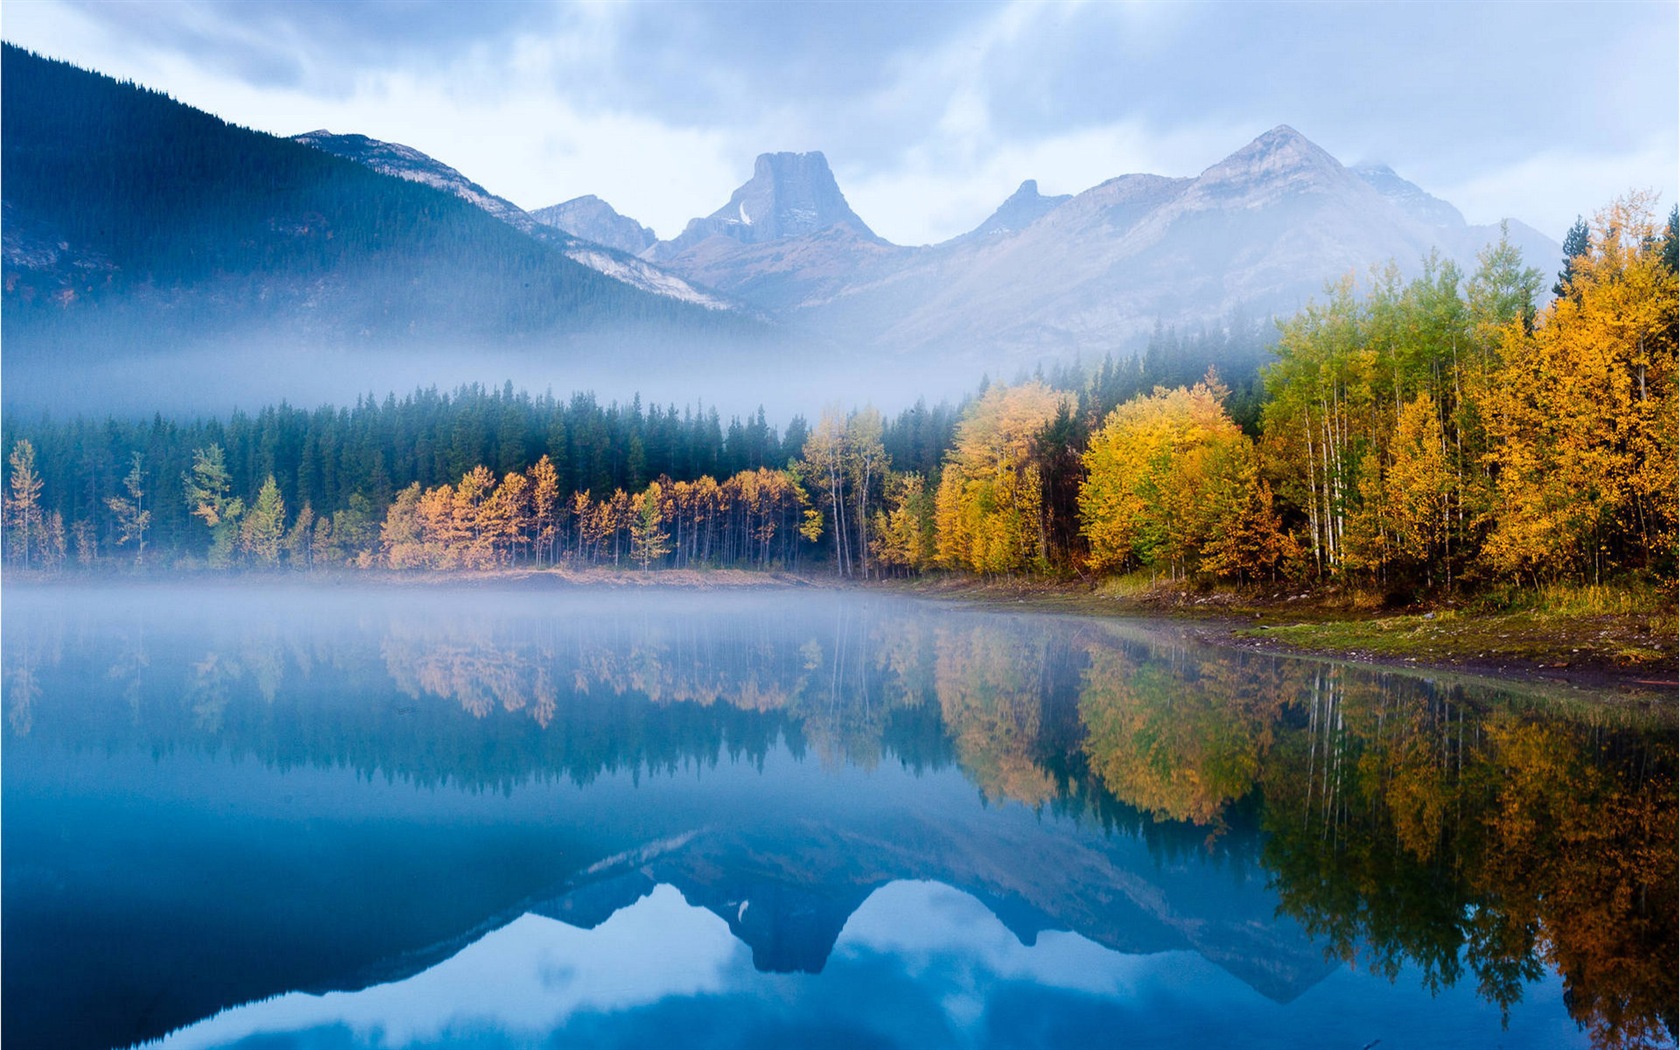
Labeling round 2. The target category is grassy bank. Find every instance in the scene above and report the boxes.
[883,573,1678,692]
[1238,584,1675,683]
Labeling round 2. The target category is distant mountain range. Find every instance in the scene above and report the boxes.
[0,43,1562,410]
[625,130,1556,362]
[295,122,1556,368]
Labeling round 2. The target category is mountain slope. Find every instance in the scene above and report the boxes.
[1352,162,1465,228]
[293,129,539,233]
[290,130,734,311]
[954,179,1073,243]
[0,45,751,396]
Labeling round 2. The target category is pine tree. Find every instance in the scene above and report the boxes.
[1553,216,1591,300]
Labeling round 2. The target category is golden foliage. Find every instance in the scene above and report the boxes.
[935,381,1068,574]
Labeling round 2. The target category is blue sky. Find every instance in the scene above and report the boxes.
[4,0,1674,244]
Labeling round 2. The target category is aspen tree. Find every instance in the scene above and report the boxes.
[6,439,44,568]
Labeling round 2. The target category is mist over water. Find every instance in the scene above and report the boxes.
[4,582,1671,1050]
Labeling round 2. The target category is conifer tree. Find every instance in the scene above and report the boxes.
[1553,216,1591,300]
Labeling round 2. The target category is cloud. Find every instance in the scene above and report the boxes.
[58,0,558,92]
[1434,133,1680,242]
[4,0,1674,244]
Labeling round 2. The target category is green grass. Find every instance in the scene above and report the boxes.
[1244,596,1676,674]
[1478,580,1669,617]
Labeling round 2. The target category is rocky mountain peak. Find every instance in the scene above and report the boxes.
[1182,124,1365,211]
[718,150,872,242]
[957,178,1072,242]
[531,194,657,255]
[652,150,875,258]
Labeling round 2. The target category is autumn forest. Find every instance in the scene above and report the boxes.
[6,199,1676,600]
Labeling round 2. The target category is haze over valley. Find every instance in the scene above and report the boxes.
[3,45,1559,416]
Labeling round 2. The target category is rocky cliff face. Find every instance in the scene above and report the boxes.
[650,151,877,259]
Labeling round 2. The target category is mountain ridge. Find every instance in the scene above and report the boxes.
[1,45,1564,409]
[289,129,735,311]
[631,123,1558,362]
[532,194,658,255]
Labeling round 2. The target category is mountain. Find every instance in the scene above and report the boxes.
[532,195,657,255]
[1352,162,1466,228]
[643,126,1560,364]
[2,44,1564,406]
[290,130,734,312]
[293,129,539,233]
[955,179,1072,242]
[0,46,758,410]
[649,151,878,260]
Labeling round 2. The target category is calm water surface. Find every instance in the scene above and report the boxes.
[3,583,1674,1050]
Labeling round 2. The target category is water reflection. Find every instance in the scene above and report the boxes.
[152,881,1586,1050]
[3,584,1673,1050]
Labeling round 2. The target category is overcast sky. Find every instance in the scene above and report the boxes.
[4,0,1674,245]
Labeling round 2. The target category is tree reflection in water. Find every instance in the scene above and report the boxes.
[7,588,1673,1048]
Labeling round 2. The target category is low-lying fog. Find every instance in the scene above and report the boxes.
[0,327,1011,422]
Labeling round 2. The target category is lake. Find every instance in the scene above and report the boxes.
[3,583,1673,1050]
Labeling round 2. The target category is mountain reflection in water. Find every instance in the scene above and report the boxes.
[2,584,1673,1050]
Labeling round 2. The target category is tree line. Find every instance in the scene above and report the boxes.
[7,197,1674,593]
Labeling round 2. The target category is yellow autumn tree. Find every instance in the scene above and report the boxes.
[934,381,1068,574]
[527,455,560,564]
[873,472,937,573]
[1481,194,1678,583]
[1081,381,1276,580]
[382,483,427,568]
[630,480,672,569]
[1385,394,1452,571]
[5,439,47,568]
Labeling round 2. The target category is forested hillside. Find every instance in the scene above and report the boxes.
[0,46,748,362]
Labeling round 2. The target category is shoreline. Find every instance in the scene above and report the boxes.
[870,575,1679,701]
[8,567,1674,698]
